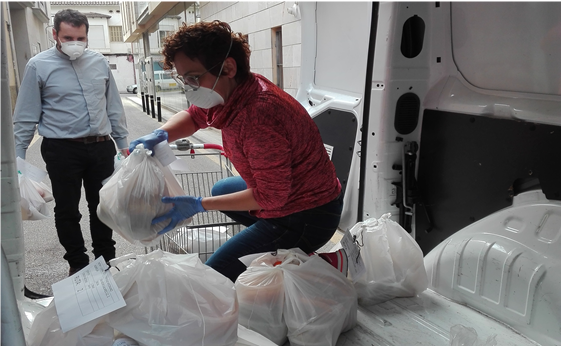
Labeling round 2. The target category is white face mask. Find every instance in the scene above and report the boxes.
[183,37,233,109]
[60,41,86,60]
[184,86,225,109]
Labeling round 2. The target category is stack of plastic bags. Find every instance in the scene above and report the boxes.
[97,145,191,245]
[235,248,357,346]
[106,250,239,345]
[27,250,241,346]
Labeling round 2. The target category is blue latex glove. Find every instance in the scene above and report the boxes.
[153,196,205,235]
[128,129,168,155]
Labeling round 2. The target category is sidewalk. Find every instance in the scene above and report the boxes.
[124,95,177,123]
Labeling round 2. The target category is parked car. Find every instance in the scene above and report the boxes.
[126,84,137,94]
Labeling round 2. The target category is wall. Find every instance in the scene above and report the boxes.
[10,6,51,84]
[107,55,136,91]
[199,1,302,97]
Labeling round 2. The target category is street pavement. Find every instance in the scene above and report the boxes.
[22,93,222,296]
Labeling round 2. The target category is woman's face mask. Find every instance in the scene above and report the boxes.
[184,86,225,109]
[60,41,86,60]
[183,37,233,109]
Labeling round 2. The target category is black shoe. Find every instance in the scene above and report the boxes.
[69,266,87,276]
[24,286,52,299]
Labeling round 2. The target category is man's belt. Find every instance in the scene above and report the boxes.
[67,135,111,144]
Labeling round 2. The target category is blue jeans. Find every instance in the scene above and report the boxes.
[205,176,343,282]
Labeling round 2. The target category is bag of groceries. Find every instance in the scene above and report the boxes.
[27,301,112,346]
[97,145,191,245]
[28,250,244,346]
[16,157,53,221]
[19,174,51,220]
[106,250,239,346]
[340,213,428,305]
[236,248,357,346]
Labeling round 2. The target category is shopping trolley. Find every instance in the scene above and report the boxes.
[146,139,245,262]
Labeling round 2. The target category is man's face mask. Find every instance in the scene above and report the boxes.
[59,40,86,60]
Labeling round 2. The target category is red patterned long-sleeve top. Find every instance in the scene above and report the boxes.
[188,73,341,218]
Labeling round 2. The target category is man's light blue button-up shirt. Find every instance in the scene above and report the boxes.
[13,46,128,159]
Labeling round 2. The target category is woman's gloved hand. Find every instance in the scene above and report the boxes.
[153,196,205,235]
[128,129,168,155]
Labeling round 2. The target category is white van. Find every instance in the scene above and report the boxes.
[4,2,561,345]
[154,70,179,91]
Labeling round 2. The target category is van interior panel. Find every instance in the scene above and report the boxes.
[313,109,358,199]
[415,109,561,254]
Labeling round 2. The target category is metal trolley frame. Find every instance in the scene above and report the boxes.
[146,139,245,261]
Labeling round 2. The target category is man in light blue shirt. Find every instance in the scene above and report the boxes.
[13,9,129,276]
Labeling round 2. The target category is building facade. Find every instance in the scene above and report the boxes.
[199,2,302,98]
[120,1,303,112]
[3,2,51,113]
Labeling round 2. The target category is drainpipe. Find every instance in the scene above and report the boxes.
[195,1,200,22]
[1,6,27,346]
[1,3,26,301]
[5,5,20,91]
[1,248,26,346]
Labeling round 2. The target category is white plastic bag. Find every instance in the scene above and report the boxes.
[106,250,239,346]
[16,157,53,220]
[345,213,428,305]
[235,255,287,345]
[235,324,279,346]
[19,174,51,220]
[97,146,191,245]
[27,300,113,346]
[102,151,126,185]
[169,226,231,262]
[236,249,357,346]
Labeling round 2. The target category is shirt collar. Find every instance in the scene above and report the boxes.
[53,46,71,60]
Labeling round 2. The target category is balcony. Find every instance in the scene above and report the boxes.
[123,1,194,43]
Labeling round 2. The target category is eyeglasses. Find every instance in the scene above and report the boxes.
[178,61,224,91]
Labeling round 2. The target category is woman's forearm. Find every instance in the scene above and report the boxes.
[160,110,198,142]
[201,188,262,211]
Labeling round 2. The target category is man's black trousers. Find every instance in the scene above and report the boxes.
[41,138,116,269]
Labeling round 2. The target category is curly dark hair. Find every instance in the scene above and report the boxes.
[54,9,89,34]
[161,20,251,84]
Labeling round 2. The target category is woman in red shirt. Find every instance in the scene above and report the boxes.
[129,20,343,282]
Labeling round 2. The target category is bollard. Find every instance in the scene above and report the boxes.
[145,93,150,115]
[157,97,162,122]
[150,95,155,119]
[141,92,146,112]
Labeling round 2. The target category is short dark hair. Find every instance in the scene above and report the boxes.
[161,20,251,84]
[54,9,89,34]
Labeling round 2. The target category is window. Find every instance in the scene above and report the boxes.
[159,25,175,47]
[109,26,123,42]
[271,27,283,88]
[88,25,106,49]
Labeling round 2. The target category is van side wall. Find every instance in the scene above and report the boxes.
[299,2,561,254]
